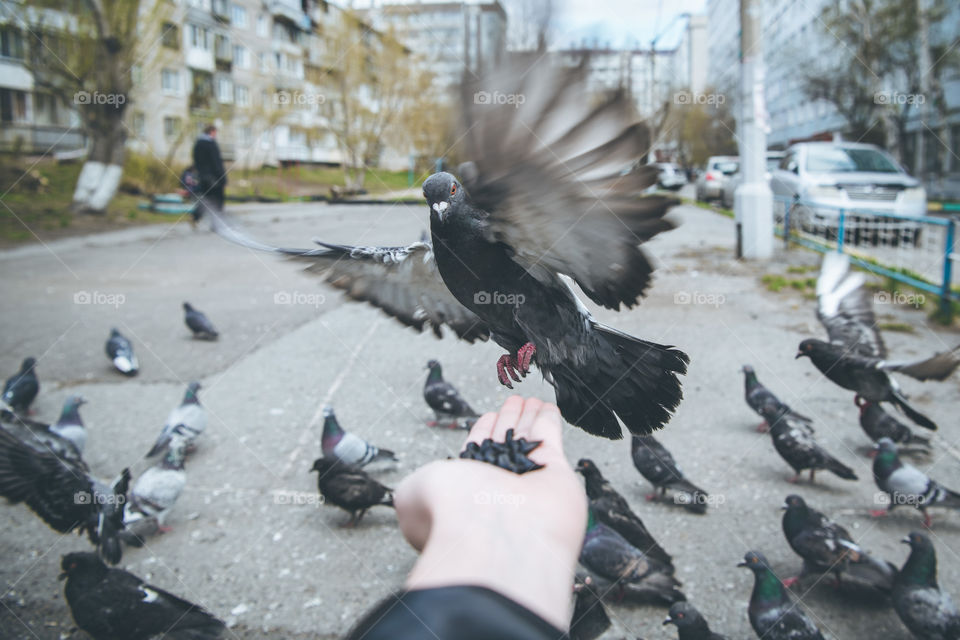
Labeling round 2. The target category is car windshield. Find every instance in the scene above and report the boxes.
[712,161,738,174]
[805,147,900,173]
[765,158,782,171]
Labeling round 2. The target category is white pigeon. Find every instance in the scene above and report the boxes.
[122,443,187,542]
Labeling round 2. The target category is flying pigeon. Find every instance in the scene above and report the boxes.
[856,397,931,452]
[208,56,689,440]
[631,435,709,514]
[576,458,673,567]
[741,364,812,433]
[872,437,960,527]
[893,531,960,640]
[570,575,612,640]
[0,426,129,563]
[739,551,825,640]
[147,382,206,457]
[60,551,225,640]
[797,252,960,430]
[663,601,729,640]
[424,359,479,429]
[762,405,857,483]
[122,442,187,544]
[578,508,684,605]
[2,357,39,414]
[321,406,396,467]
[183,302,219,340]
[105,328,139,376]
[781,494,894,596]
[310,456,394,526]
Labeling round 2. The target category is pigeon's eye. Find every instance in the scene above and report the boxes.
[676,613,684,620]
[450,183,457,196]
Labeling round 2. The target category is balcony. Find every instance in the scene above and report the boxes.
[268,0,311,30]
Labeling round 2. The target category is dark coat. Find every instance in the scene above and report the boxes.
[192,135,226,190]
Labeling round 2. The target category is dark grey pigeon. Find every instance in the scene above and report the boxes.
[183,302,219,340]
[570,575,611,640]
[781,494,895,597]
[797,253,959,430]
[208,56,688,440]
[2,357,39,414]
[424,359,479,429]
[0,426,129,563]
[61,551,224,640]
[663,601,728,640]
[762,405,858,484]
[741,364,811,433]
[631,435,709,514]
[105,328,139,376]
[856,397,931,452]
[894,531,960,640]
[739,551,825,640]
[872,438,960,527]
[310,456,394,527]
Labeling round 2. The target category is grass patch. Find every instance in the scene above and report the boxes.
[681,197,734,219]
[878,322,915,333]
[762,274,817,294]
[786,265,816,274]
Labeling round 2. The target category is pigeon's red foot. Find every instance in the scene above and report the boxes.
[869,509,889,518]
[923,513,933,528]
[496,354,522,388]
[426,420,438,427]
[782,577,799,588]
[645,493,658,502]
[756,422,770,433]
[516,342,536,375]
[787,474,800,484]
[157,525,173,534]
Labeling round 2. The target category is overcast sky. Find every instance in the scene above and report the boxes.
[553,0,707,50]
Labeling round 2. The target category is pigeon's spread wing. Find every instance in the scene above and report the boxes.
[460,56,677,310]
[816,253,885,358]
[881,344,960,381]
[209,212,488,342]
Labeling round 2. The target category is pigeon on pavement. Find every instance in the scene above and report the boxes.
[183,302,219,340]
[576,458,673,567]
[893,531,960,640]
[872,438,960,527]
[122,442,187,544]
[310,456,394,526]
[0,426,129,563]
[797,253,959,430]
[578,508,684,605]
[570,575,612,640]
[742,364,812,433]
[663,601,729,640]
[209,56,689,440]
[856,397,931,452]
[48,394,88,454]
[781,494,895,596]
[321,406,396,467]
[424,359,479,429]
[60,551,225,640]
[739,550,825,640]
[147,382,206,457]
[762,405,858,483]
[106,328,139,376]
[2,357,39,414]
[631,435,709,514]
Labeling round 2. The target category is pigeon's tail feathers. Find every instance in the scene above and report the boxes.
[166,610,226,640]
[146,433,170,458]
[786,407,813,423]
[840,556,896,595]
[113,355,138,376]
[95,513,124,564]
[891,391,938,431]
[381,491,394,508]
[373,448,398,463]
[552,324,688,439]
[933,484,960,510]
[825,455,858,481]
[628,573,686,605]
[672,481,709,514]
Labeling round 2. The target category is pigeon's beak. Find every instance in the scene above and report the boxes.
[662,616,673,626]
[737,560,749,568]
[58,572,68,581]
[901,537,911,545]
[795,351,803,359]
[781,503,789,510]
[431,201,449,222]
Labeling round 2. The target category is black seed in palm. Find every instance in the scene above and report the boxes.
[460,428,544,474]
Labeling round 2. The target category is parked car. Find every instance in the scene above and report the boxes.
[650,163,687,190]
[695,156,739,201]
[720,151,785,209]
[770,142,926,243]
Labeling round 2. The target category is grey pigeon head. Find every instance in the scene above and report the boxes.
[738,550,773,573]
[184,381,202,402]
[21,357,37,372]
[422,172,465,223]
[322,405,334,419]
[875,437,897,453]
[183,302,194,312]
[741,364,754,374]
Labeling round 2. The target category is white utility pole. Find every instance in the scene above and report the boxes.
[734,0,773,259]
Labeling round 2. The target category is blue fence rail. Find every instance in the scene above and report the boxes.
[773,195,958,316]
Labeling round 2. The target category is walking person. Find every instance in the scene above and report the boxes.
[192,125,227,222]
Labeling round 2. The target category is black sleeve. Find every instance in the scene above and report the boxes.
[346,586,568,640]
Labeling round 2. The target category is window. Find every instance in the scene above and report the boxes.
[256,14,268,37]
[130,64,142,86]
[0,26,25,60]
[235,84,249,107]
[216,76,234,103]
[231,4,247,28]
[132,112,145,138]
[238,125,252,146]
[161,68,180,94]
[163,116,181,139]
[161,22,179,49]
[232,44,248,68]
[257,52,268,72]
[189,24,209,50]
